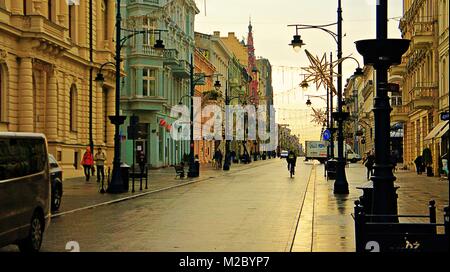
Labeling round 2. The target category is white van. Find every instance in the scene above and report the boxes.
[0,132,51,252]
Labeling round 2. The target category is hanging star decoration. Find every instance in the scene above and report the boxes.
[310,107,327,126]
[301,50,345,95]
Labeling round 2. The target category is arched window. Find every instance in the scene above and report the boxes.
[70,84,77,132]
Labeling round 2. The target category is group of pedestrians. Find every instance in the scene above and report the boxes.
[81,147,107,182]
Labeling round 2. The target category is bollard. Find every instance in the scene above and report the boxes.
[429,200,436,223]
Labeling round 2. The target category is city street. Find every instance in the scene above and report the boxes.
[4,159,314,252]
[1,158,448,252]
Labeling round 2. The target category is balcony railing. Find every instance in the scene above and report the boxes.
[408,82,438,110]
[163,49,179,66]
[391,105,409,122]
[411,21,435,50]
[142,45,163,57]
[172,60,190,78]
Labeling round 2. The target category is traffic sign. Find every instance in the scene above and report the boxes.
[323,129,331,141]
[441,111,449,121]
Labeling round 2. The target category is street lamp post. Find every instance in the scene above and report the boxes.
[355,0,410,218]
[288,0,349,193]
[103,0,167,193]
[180,55,221,177]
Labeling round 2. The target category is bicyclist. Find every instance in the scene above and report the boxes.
[286,151,297,176]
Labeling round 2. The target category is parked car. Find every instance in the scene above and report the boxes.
[280,150,289,158]
[48,154,63,212]
[0,132,51,252]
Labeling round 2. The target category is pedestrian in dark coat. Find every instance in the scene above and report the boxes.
[414,155,424,175]
[362,151,375,180]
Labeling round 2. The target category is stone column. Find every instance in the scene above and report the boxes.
[78,0,86,46]
[46,70,58,141]
[18,58,34,132]
[107,0,115,51]
[58,0,68,28]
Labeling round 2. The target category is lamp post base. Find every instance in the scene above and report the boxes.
[334,159,349,194]
[107,162,125,194]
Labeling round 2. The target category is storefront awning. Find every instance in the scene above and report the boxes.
[436,122,449,139]
[424,120,449,141]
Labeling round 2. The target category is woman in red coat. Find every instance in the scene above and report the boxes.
[81,147,94,181]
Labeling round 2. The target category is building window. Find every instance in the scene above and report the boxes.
[69,4,75,38]
[428,113,434,132]
[23,0,27,15]
[142,17,156,45]
[48,0,53,22]
[70,84,77,132]
[142,68,156,96]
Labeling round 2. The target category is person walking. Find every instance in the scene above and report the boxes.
[286,150,297,177]
[362,151,375,180]
[81,147,94,182]
[94,147,107,183]
[414,155,424,175]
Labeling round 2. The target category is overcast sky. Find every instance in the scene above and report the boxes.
[193,0,404,143]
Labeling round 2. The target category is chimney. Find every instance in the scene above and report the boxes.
[213,31,220,37]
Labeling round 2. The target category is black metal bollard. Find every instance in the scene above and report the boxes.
[429,200,436,223]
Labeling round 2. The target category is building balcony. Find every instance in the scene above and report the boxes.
[130,45,164,59]
[408,82,438,111]
[389,63,406,77]
[121,96,167,112]
[163,49,179,66]
[391,105,409,123]
[172,60,190,78]
[411,21,435,50]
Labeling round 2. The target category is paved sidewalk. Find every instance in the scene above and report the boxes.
[54,158,278,217]
[292,163,449,252]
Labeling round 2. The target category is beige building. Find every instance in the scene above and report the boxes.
[389,0,449,175]
[0,0,116,177]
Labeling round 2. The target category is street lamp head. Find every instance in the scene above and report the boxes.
[214,80,221,91]
[94,73,105,85]
[300,80,309,91]
[290,35,305,52]
[306,98,312,107]
[154,39,165,50]
[353,67,364,77]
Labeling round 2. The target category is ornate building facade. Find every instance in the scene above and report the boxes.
[121,0,199,168]
[389,0,449,174]
[0,0,116,177]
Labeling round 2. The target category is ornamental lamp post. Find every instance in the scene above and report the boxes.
[180,56,221,177]
[355,0,410,219]
[106,0,167,193]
